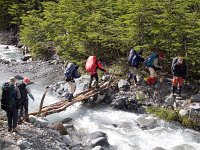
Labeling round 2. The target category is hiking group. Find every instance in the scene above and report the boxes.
[1,76,34,132]
[1,50,187,132]
[127,48,187,97]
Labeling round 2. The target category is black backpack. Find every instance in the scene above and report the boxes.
[17,82,28,100]
[1,82,15,111]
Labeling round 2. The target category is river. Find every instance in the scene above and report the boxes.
[0,45,200,150]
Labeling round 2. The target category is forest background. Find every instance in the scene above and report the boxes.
[0,0,199,77]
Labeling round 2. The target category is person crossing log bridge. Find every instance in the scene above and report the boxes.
[29,80,112,117]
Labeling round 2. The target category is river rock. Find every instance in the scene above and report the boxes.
[136,115,157,129]
[21,54,32,61]
[29,115,37,123]
[190,93,200,103]
[51,123,68,135]
[62,117,73,123]
[17,139,31,149]
[136,91,145,101]
[102,74,110,81]
[89,131,107,140]
[34,117,49,128]
[152,147,166,150]
[165,94,175,107]
[111,95,126,109]
[62,135,72,145]
[118,79,130,89]
[91,137,109,148]
[179,109,189,116]
[169,144,195,150]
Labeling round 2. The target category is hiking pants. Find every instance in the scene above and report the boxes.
[89,73,99,88]
[19,98,29,120]
[67,81,76,94]
[149,67,157,78]
[128,67,138,83]
[172,76,183,87]
[7,107,18,129]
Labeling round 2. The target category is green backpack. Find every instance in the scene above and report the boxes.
[1,82,16,111]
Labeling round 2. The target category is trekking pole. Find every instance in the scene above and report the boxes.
[37,86,49,117]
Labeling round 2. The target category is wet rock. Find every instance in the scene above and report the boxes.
[62,135,72,145]
[169,144,195,150]
[92,146,104,150]
[21,54,32,61]
[63,123,74,129]
[111,96,126,109]
[62,117,73,123]
[29,115,37,123]
[46,129,60,136]
[136,115,157,129]
[51,123,68,135]
[91,137,109,148]
[190,93,200,103]
[34,117,49,128]
[17,139,31,149]
[89,131,107,140]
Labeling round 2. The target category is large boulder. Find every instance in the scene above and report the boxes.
[136,115,157,129]
[84,131,110,148]
[190,93,200,103]
[136,91,145,101]
[73,75,91,96]
[111,95,127,109]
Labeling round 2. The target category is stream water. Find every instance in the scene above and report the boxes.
[0,45,200,150]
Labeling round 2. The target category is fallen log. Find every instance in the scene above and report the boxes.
[29,81,111,116]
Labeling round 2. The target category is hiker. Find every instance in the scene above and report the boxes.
[146,51,164,85]
[1,77,21,132]
[127,49,145,85]
[86,56,107,89]
[17,77,35,122]
[64,62,81,101]
[171,57,187,96]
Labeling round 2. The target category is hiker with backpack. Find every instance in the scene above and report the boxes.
[127,49,145,85]
[146,51,164,85]
[1,77,21,132]
[86,56,107,89]
[17,77,35,122]
[64,63,81,101]
[171,57,187,96]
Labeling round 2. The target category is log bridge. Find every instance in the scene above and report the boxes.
[29,80,112,117]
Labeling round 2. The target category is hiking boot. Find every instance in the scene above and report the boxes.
[12,127,18,132]
[8,128,12,132]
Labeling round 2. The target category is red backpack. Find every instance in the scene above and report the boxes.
[86,56,97,75]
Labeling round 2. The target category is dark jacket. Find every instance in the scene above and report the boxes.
[172,62,187,77]
[131,50,145,68]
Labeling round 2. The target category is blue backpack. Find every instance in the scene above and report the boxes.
[64,63,80,79]
[128,49,136,66]
[145,53,157,67]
